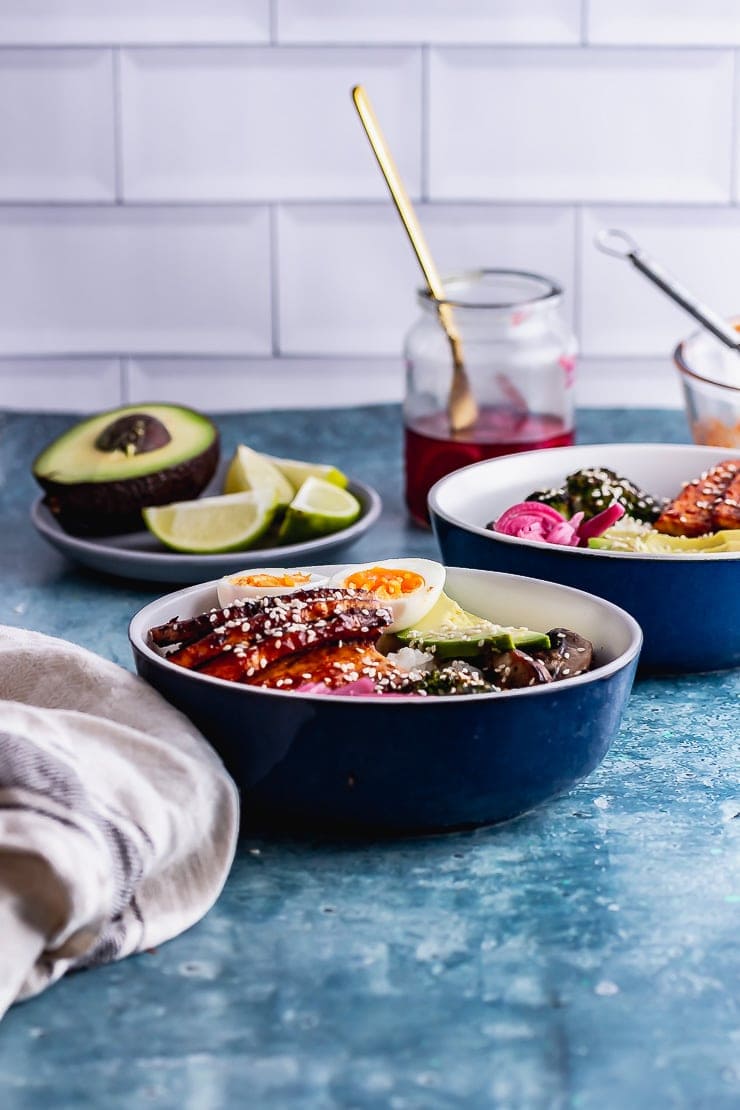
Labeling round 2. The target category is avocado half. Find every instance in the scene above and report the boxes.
[32,403,220,536]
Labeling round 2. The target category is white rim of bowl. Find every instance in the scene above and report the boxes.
[427,443,740,563]
[128,570,643,707]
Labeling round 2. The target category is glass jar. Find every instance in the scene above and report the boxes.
[674,324,740,448]
[403,269,577,525]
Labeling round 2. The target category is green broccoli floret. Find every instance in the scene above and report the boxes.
[526,467,665,522]
[412,660,495,697]
[565,467,664,523]
[525,486,570,516]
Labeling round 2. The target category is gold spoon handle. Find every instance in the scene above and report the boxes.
[352,86,446,306]
[352,85,477,431]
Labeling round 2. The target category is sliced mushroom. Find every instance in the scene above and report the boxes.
[488,649,553,690]
[534,627,593,681]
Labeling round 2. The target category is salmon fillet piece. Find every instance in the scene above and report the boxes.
[151,587,417,692]
[159,589,391,678]
[150,588,389,652]
[712,470,740,530]
[654,458,740,537]
[248,641,397,690]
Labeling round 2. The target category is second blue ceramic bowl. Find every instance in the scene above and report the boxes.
[429,443,739,674]
[129,565,641,834]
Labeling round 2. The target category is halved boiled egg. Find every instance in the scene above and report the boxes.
[328,558,445,632]
[217,567,328,607]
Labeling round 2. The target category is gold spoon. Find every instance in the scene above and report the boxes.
[352,84,478,433]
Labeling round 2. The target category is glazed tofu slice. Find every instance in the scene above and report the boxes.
[654,459,740,537]
[251,641,395,690]
[712,470,740,530]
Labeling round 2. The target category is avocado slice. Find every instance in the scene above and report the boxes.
[396,592,550,659]
[32,403,220,536]
[509,628,552,652]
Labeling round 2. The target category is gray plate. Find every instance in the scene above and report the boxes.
[30,479,382,585]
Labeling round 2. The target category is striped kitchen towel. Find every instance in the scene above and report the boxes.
[0,624,239,1019]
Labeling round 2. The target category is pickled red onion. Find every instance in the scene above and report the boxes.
[576,502,626,541]
[493,503,583,546]
[296,678,378,696]
[492,500,625,547]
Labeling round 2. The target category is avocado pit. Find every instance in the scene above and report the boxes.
[94,413,172,456]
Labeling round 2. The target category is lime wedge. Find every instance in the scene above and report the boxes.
[277,476,361,544]
[223,444,294,507]
[259,451,348,490]
[143,491,277,554]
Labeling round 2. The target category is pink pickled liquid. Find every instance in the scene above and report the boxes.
[405,407,574,526]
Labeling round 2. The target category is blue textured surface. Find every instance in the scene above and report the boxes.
[0,407,738,1109]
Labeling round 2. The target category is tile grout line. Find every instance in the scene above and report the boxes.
[420,45,430,202]
[269,204,281,357]
[580,0,589,46]
[730,49,739,203]
[0,198,736,211]
[573,205,584,359]
[0,352,687,364]
[0,41,739,51]
[111,46,124,203]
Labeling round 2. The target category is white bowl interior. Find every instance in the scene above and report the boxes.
[444,567,638,665]
[429,443,736,536]
[129,563,642,697]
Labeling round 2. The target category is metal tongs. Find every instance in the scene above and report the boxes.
[594,228,740,353]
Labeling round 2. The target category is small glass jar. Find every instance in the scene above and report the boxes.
[674,324,740,448]
[403,269,577,525]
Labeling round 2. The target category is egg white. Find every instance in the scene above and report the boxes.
[217,568,328,607]
[328,558,445,632]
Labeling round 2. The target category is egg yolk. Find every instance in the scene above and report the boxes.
[230,571,312,588]
[344,567,425,599]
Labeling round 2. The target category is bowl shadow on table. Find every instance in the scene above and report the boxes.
[129,568,642,839]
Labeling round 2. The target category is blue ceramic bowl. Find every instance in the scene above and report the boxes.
[429,443,739,674]
[129,565,641,834]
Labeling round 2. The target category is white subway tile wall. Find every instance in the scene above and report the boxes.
[429,48,733,203]
[276,1,582,45]
[0,207,272,355]
[2,1,739,411]
[0,358,122,412]
[120,47,422,201]
[0,49,115,201]
[278,203,577,356]
[0,1,271,46]
[587,1,740,46]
